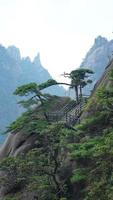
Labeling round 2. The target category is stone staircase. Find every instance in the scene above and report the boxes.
[47,98,87,126]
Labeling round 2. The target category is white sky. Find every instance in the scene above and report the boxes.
[0,0,113,82]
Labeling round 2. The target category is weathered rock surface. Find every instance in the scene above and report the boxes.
[0,132,38,159]
[0,131,39,199]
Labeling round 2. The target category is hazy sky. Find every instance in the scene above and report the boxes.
[0,0,113,81]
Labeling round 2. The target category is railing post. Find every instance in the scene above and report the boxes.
[66,112,68,123]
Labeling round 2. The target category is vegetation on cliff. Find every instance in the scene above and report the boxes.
[0,68,113,199]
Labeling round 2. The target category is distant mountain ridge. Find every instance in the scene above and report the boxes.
[0,45,65,132]
[80,35,113,94]
[1,36,112,132]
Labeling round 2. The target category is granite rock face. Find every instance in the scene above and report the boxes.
[80,35,113,94]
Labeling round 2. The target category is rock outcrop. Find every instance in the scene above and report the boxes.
[0,132,38,159]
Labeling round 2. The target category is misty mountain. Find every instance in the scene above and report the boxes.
[80,35,113,94]
[0,45,65,132]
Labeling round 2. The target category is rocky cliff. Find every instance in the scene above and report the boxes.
[0,58,113,199]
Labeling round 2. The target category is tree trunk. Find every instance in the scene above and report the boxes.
[79,85,82,99]
[37,94,49,121]
[75,86,79,103]
[52,150,64,199]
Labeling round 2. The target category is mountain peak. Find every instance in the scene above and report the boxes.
[94,35,108,46]
[7,45,21,61]
[80,35,113,94]
[33,53,41,65]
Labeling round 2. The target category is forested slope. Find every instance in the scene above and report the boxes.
[0,60,113,199]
